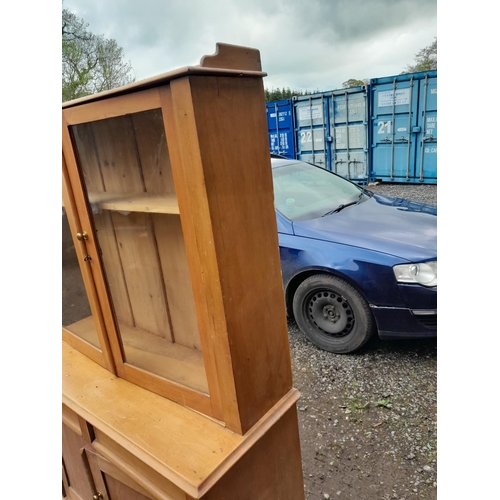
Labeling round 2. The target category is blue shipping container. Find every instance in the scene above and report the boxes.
[290,88,370,183]
[265,70,437,184]
[293,93,330,170]
[369,71,437,183]
[327,87,369,182]
[266,99,295,159]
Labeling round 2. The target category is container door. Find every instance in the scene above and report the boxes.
[294,95,329,168]
[266,100,295,159]
[415,74,437,183]
[370,75,420,182]
[370,71,437,183]
[329,88,368,183]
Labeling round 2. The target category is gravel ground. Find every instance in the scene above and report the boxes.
[367,182,437,207]
[290,182,437,500]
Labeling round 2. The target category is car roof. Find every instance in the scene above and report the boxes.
[270,156,301,169]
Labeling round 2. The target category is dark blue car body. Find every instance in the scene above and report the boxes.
[272,158,437,341]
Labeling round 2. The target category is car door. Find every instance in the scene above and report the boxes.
[276,210,302,288]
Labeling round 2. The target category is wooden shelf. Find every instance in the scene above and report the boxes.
[88,192,179,214]
[65,316,207,394]
[65,316,100,347]
[120,323,208,394]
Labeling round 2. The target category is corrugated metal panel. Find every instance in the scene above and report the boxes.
[265,70,437,185]
[416,74,437,183]
[328,87,369,183]
[266,99,295,159]
[293,94,329,169]
[370,71,437,184]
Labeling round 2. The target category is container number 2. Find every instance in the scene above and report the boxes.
[300,131,313,144]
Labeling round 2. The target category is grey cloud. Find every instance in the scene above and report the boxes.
[64,0,436,90]
[290,0,436,42]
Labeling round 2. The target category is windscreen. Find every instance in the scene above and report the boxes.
[272,161,367,221]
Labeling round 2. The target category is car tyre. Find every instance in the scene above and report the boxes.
[292,274,374,354]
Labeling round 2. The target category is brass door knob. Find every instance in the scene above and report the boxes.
[93,493,104,500]
[76,231,89,241]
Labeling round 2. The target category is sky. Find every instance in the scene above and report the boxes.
[62,0,437,92]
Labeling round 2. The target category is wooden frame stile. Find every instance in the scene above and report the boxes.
[62,413,97,500]
[63,110,135,386]
[62,87,218,421]
[159,82,227,425]
[62,403,95,447]
[62,153,115,372]
[162,72,294,434]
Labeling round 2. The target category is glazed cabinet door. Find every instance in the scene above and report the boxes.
[63,156,114,371]
[62,93,214,418]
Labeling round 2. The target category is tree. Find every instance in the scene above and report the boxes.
[342,78,368,89]
[62,8,135,102]
[404,38,437,73]
[264,87,319,103]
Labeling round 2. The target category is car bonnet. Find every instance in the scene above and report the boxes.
[291,194,437,262]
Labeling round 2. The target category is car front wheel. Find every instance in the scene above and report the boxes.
[292,274,374,354]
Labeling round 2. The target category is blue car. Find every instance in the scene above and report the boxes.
[271,156,437,354]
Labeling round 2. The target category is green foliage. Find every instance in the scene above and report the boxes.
[264,87,319,103]
[376,398,392,409]
[62,7,135,102]
[261,38,438,103]
[403,38,437,73]
[342,78,368,89]
[353,401,370,410]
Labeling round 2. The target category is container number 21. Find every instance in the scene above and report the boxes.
[377,121,392,134]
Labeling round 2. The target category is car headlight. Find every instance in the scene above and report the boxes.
[393,261,437,287]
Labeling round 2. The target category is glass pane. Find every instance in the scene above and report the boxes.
[69,109,207,394]
[62,208,100,348]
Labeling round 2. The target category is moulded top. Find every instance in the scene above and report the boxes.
[62,43,267,109]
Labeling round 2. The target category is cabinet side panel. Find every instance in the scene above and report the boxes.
[111,212,172,339]
[132,108,202,350]
[152,214,202,350]
[71,123,105,192]
[189,76,293,432]
[131,109,176,195]
[201,406,305,500]
[91,116,145,194]
[89,116,173,340]
[93,213,135,326]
